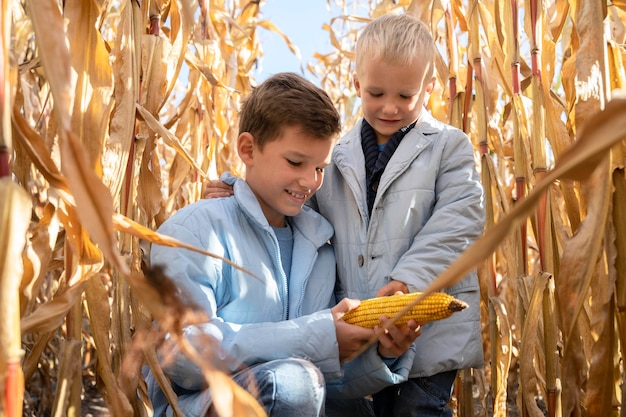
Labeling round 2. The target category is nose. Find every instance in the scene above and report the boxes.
[299,169,322,193]
[382,98,398,115]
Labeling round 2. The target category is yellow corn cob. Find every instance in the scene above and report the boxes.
[342,292,468,328]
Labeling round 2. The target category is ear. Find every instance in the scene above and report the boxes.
[425,76,436,94]
[237,132,255,165]
[353,73,362,97]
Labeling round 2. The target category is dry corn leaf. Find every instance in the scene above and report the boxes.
[50,339,81,416]
[103,0,139,205]
[161,0,195,111]
[84,273,134,417]
[136,137,167,223]
[0,179,32,362]
[59,130,127,272]
[518,272,550,417]
[572,0,607,130]
[204,370,267,417]
[25,0,72,128]
[65,0,114,172]
[20,278,89,334]
[585,254,617,416]
[26,0,125,273]
[136,103,208,179]
[488,296,512,417]
[19,203,60,314]
[112,213,256,277]
[12,108,71,196]
[140,34,171,117]
[257,19,302,63]
[557,159,611,351]
[1,0,13,152]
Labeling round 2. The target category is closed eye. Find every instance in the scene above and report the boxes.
[287,159,301,167]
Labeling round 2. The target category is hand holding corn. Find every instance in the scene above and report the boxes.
[342,292,468,329]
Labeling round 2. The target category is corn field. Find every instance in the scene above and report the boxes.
[1,0,626,416]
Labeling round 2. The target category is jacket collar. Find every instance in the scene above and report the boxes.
[221,172,334,247]
[335,113,440,170]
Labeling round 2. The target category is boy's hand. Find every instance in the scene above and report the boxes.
[375,317,421,358]
[375,280,409,297]
[373,283,421,357]
[203,179,234,199]
[332,298,375,361]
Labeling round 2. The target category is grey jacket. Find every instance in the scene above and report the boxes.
[312,113,485,377]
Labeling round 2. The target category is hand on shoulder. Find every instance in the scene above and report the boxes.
[203,179,234,199]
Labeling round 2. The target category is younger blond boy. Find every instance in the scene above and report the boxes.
[318,14,485,417]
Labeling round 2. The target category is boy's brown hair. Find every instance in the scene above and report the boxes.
[355,14,436,78]
[238,72,341,149]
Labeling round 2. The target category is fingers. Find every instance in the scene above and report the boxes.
[375,280,409,297]
[203,180,234,199]
[375,317,421,358]
[331,297,361,318]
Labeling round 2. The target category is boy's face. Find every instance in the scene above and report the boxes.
[238,125,334,227]
[354,56,435,144]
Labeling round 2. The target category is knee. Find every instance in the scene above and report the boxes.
[254,358,325,416]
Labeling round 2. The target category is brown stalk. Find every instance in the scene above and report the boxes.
[0,0,11,178]
[506,0,528,276]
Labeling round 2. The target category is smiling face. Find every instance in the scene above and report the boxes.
[354,56,435,145]
[239,125,335,227]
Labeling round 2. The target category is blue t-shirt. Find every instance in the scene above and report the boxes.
[272,221,293,279]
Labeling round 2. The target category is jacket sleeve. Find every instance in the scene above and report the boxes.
[150,219,341,391]
[325,344,416,399]
[162,311,340,391]
[390,129,484,293]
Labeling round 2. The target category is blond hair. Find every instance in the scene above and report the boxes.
[355,14,436,76]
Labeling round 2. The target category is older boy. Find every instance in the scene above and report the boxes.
[147,72,420,417]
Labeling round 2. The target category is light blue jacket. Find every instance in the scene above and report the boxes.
[147,174,415,415]
[312,113,485,378]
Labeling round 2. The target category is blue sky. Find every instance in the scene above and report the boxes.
[253,1,338,82]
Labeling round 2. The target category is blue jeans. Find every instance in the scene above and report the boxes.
[147,358,325,417]
[233,358,326,417]
[325,397,375,417]
[372,370,458,417]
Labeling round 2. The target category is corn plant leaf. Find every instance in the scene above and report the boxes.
[257,19,302,61]
[161,0,195,111]
[585,259,617,415]
[12,106,71,196]
[518,273,550,417]
[0,179,32,357]
[19,203,60,311]
[136,103,207,179]
[112,213,257,278]
[50,340,82,415]
[25,0,72,129]
[103,0,139,205]
[64,0,114,171]
[59,129,128,273]
[488,296,512,417]
[20,279,89,334]
[85,274,134,417]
